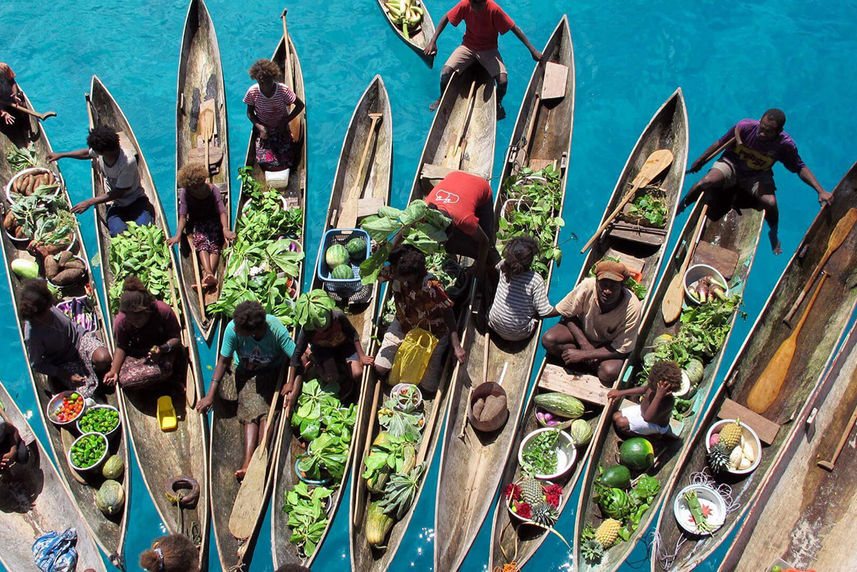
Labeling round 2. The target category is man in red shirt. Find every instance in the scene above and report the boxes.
[425,0,542,119]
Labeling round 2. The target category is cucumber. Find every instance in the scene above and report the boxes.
[533,392,584,419]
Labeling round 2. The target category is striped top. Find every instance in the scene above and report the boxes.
[243,82,297,128]
[488,265,554,341]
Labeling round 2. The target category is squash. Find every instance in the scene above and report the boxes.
[95,479,125,516]
[366,501,395,546]
[102,455,124,480]
[533,392,584,419]
[11,259,40,279]
[684,358,704,386]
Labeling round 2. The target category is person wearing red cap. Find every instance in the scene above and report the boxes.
[424,0,542,119]
[541,260,642,385]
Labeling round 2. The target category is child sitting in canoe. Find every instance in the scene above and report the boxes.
[608,360,681,437]
[105,276,183,389]
[289,290,373,399]
[168,162,235,290]
[0,417,29,476]
[488,235,556,341]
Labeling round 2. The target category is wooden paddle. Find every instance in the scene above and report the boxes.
[229,370,286,539]
[661,203,709,324]
[9,103,56,121]
[818,400,857,471]
[747,272,828,414]
[281,9,302,144]
[686,136,735,174]
[198,99,215,179]
[783,207,857,325]
[337,111,384,229]
[353,377,382,528]
[448,80,477,170]
[580,149,674,253]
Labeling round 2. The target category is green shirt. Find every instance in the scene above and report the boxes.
[220,315,296,371]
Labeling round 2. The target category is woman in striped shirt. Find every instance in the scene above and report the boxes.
[243,59,305,172]
[488,235,556,341]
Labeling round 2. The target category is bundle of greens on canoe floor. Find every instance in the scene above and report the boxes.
[6,144,39,171]
[284,378,356,558]
[107,222,175,312]
[497,164,564,277]
[618,186,669,228]
[208,167,304,324]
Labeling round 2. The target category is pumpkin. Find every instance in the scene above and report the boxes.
[96,479,125,516]
[684,358,704,385]
[102,455,125,480]
[569,419,593,446]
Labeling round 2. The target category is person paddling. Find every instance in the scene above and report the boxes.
[424,0,542,119]
[678,108,832,254]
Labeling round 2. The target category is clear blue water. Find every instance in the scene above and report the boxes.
[2,1,857,570]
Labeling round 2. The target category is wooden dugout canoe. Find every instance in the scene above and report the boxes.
[209,25,307,572]
[489,88,688,571]
[0,381,107,572]
[433,16,574,572]
[270,74,392,569]
[175,0,231,343]
[574,199,764,572]
[652,162,857,572]
[350,64,496,572]
[722,305,857,571]
[87,75,210,569]
[0,87,129,568]
[376,0,436,66]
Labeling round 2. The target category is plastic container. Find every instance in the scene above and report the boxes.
[75,404,121,440]
[705,419,762,475]
[316,228,370,292]
[684,264,730,305]
[46,390,87,427]
[67,432,109,475]
[391,383,423,411]
[518,428,577,480]
[4,167,62,204]
[673,484,727,535]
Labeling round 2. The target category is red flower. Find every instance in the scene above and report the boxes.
[515,502,532,519]
[544,484,563,497]
[504,483,521,501]
[545,491,561,508]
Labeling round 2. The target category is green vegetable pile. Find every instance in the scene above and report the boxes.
[378,396,425,441]
[283,481,333,557]
[497,165,565,277]
[70,433,107,469]
[522,428,560,476]
[621,187,668,228]
[6,186,74,247]
[585,472,662,556]
[6,145,39,172]
[587,256,647,300]
[209,167,304,325]
[107,222,175,313]
[78,407,120,435]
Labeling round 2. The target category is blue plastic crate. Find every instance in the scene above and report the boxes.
[316,228,371,291]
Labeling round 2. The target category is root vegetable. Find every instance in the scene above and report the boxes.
[480,393,507,422]
[44,255,59,278]
[472,397,485,420]
[64,258,85,269]
[58,251,73,264]
[50,268,86,286]
[729,445,742,469]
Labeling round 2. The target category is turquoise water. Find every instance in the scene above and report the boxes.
[2,1,857,570]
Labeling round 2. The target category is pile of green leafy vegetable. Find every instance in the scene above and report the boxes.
[6,145,39,172]
[522,428,560,475]
[497,164,564,277]
[622,188,668,228]
[208,167,304,324]
[282,481,333,557]
[587,256,647,300]
[108,222,175,313]
[6,186,74,246]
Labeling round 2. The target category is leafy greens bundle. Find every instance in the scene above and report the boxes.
[107,222,175,312]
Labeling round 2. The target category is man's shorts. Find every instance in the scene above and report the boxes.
[711,159,776,198]
[444,45,507,78]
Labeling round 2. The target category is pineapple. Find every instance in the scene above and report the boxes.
[530,501,558,527]
[581,538,605,563]
[594,518,621,548]
[719,419,743,449]
[520,476,542,505]
[708,442,731,474]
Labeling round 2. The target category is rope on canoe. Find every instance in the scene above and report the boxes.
[654,528,686,570]
[497,521,521,569]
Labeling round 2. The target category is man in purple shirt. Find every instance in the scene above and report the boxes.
[678,109,832,254]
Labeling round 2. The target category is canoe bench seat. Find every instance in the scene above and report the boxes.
[539,364,609,406]
[420,163,490,183]
[718,398,780,445]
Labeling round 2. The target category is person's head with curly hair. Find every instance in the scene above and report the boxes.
[17,278,55,321]
[647,360,683,393]
[232,300,268,338]
[249,59,281,84]
[87,126,120,155]
[139,533,200,572]
[119,275,157,328]
[389,244,427,287]
[500,235,539,280]
[177,162,210,196]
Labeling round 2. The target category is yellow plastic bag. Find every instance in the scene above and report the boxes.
[389,327,438,386]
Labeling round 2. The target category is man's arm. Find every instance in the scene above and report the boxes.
[563,317,593,350]
[46,149,91,162]
[798,166,833,205]
[424,15,450,56]
[511,25,542,61]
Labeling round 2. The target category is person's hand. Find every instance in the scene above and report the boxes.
[607,388,620,401]
[359,354,374,367]
[1,110,14,125]
[71,200,91,214]
[561,348,587,364]
[424,41,437,57]
[223,227,237,241]
[69,373,86,385]
[0,450,15,471]
[454,345,467,364]
[195,393,214,414]
[819,190,834,207]
[656,379,672,394]
[687,159,704,174]
[167,234,181,246]
[531,49,543,62]
[280,382,293,398]
[103,371,118,386]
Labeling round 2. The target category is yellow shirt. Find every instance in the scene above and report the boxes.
[554,277,642,354]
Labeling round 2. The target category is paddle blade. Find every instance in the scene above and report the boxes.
[199,100,215,141]
[629,149,674,189]
[661,274,684,324]
[228,447,269,539]
[746,337,797,413]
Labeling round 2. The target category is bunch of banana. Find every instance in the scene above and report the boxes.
[385,0,423,39]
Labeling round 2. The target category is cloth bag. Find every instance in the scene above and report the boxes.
[31,528,78,572]
[389,327,438,386]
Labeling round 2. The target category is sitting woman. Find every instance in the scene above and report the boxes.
[19,278,111,397]
[243,58,305,172]
[488,235,556,341]
[290,290,373,398]
[0,62,22,125]
[195,301,295,480]
[139,533,199,572]
[105,276,182,389]
[608,360,682,437]
[0,418,29,476]
[168,162,235,289]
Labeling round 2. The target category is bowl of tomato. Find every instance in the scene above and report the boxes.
[47,390,87,427]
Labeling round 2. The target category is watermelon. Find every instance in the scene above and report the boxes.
[96,479,125,516]
[331,264,355,280]
[102,455,124,480]
[569,419,593,446]
[346,237,367,261]
[325,244,349,267]
[619,437,655,472]
[599,464,631,488]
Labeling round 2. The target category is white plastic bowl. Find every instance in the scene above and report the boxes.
[517,428,577,480]
[684,264,730,305]
[505,478,558,524]
[67,432,109,475]
[75,404,122,439]
[4,167,62,204]
[705,419,762,475]
[391,383,423,411]
[673,484,726,535]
